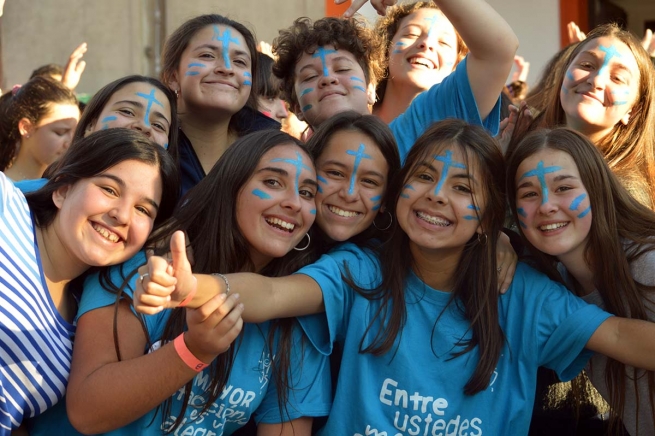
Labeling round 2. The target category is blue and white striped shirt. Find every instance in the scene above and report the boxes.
[0,172,75,432]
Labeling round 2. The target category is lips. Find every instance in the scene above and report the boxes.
[407,55,436,69]
[319,90,345,101]
[539,222,569,232]
[265,216,297,233]
[203,80,237,89]
[327,205,362,218]
[578,91,603,105]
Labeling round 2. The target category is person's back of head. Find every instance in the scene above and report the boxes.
[30,63,65,82]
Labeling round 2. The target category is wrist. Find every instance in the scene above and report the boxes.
[177,276,198,308]
[173,333,211,372]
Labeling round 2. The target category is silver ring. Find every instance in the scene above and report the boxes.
[139,273,149,283]
[496,266,502,272]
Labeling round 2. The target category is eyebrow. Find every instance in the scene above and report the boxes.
[257,167,319,188]
[321,159,385,179]
[194,44,251,60]
[99,174,160,210]
[113,100,171,126]
[416,162,476,183]
[581,51,634,77]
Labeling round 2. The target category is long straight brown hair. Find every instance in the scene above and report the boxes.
[345,119,506,395]
[506,127,655,435]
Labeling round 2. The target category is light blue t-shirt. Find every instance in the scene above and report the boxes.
[296,243,611,435]
[29,253,331,435]
[389,57,501,163]
[14,178,47,194]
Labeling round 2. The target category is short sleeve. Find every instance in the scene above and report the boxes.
[390,56,501,162]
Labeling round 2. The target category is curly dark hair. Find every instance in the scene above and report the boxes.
[272,16,386,113]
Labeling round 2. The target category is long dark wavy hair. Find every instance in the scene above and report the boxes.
[145,130,316,432]
[346,119,506,395]
[506,127,655,435]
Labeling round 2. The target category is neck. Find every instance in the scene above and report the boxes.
[410,243,462,292]
[374,81,424,124]
[558,249,595,296]
[566,117,612,145]
[180,114,236,175]
[36,225,87,322]
[4,146,46,181]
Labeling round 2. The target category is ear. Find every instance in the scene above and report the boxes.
[85,118,97,136]
[366,81,377,106]
[293,102,306,122]
[167,72,180,97]
[18,118,35,138]
[52,184,71,210]
[620,108,633,126]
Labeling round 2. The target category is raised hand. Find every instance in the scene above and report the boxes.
[334,0,398,18]
[134,231,196,314]
[642,29,655,57]
[511,55,530,83]
[62,42,88,90]
[566,21,586,44]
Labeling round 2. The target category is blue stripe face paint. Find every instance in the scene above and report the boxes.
[213,26,240,69]
[577,206,591,218]
[350,77,364,83]
[424,15,439,38]
[516,207,527,229]
[569,193,587,211]
[346,144,372,195]
[312,47,337,77]
[302,104,312,112]
[393,42,406,54]
[135,89,164,126]
[271,151,312,193]
[100,115,117,129]
[300,88,314,97]
[463,204,480,220]
[243,72,252,86]
[371,195,382,211]
[433,150,466,195]
[186,62,206,76]
[163,143,169,150]
[611,90,629,106]
[565,70,575,81]
[316,175,327,194]
[252,189,272,200]
[353,86,366,93]
[519,161,562,204]
[310,209,316,215]
[598,44,621,76]
[400,184,415,199]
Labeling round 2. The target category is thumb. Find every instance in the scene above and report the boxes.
[170,230,191,276]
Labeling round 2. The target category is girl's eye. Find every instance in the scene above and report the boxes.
[579,62,594,69]
[136,205,152,217]
[326,170,344,178]
[362,178,379,187]
[233,59,248,67]
[335,68,351,73]
[299,189,315,199]
[520,191,537,199]
[152,122,167,132]
[454,185,471,194]
[264,179,281,188]
[101,186,118,196]
[118,109,135,117]
[439,41,452,48]
[417,173,434,182]
[302,75,318,83]
[556,185,572,192]
[199,53,215,59]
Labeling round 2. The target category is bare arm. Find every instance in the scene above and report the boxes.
[436,0,518,121]
[134,231,325,322]
[586,316,655,370]
[66,294,243,433]
[258,418,313,436]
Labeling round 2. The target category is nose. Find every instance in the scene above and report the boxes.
[108,201,131,225]
[274,99,289,121]
[417,33,436,52]
[280,188,303,212]
[214,55,235,74]
[426,183,448,205]
[338,178,360,202]
[537,196,557,215]
[587,70,608,90]
[318,73,338,88]
[132,119,153,138]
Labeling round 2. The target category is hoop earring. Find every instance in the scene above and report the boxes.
[373,210,393,231]
[477,232,488,245]
[294,233,311,251]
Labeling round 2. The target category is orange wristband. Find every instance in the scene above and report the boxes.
[177,286,197,308]
[173,333,209,372]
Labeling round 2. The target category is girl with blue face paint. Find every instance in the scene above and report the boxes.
[138,120,655,435]
[507,127,655,436]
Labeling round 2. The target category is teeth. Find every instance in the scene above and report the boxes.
[92,223,120,242]
[266,217,295,231]
[409,57,433,68]
[328,205,361,218]
[540,222,568,231]
[416,211,450,226]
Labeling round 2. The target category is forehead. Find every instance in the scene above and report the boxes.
[108,83,171,113]
[517,148,579,179]
[397,8,454,35]
[294,46,362,73]
[187,24,249,51]
[576,36,639,71]
[259,143,315,174]
[42,102,80,122]
[319,130,389,167]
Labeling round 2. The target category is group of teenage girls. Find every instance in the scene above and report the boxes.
[1,0,655,434]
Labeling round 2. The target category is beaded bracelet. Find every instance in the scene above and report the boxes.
[212,273,230,296]
[173,333,209,372]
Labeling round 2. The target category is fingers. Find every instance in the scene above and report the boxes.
[499,259,517,295]
[169,231,190,272]
[62,42,87,89]
[643,29,655,56]
[342,0,368,18]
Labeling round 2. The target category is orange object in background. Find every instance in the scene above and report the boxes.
[559,0,588,48]
[326,0,349,17]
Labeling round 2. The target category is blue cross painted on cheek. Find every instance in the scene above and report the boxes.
[213,26,240,69]
[433,150,466,195]
[519,161,562,204]
[312,47,337,77]
[599,44,622,76]
[346,144,372,195]
[424,15,440,38]
[135,89,164,126]
[271,151,312,193]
